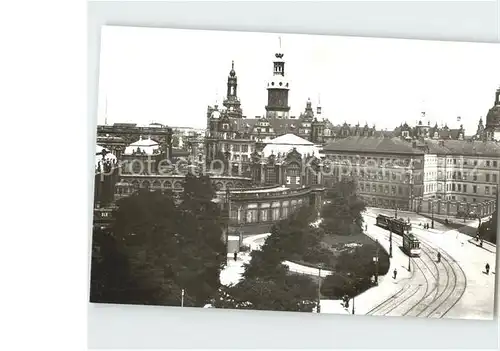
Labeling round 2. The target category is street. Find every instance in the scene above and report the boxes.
[362,207,496,320]
[219,208,496,320]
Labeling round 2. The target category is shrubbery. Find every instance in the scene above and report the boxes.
[478,208,497,244]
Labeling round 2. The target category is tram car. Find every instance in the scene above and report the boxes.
[376,214,411,235]
[402,232,421,257]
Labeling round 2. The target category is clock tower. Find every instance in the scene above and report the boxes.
[265,40,290,119]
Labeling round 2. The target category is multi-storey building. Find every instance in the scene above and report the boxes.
[321,136,425,211]
[424,139,500,203]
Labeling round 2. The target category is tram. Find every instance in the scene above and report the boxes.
[402,232,421,257]
[376,214,411,235]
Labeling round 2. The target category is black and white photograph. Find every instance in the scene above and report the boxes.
[90,25,499,320]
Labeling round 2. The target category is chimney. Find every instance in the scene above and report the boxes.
[412,141,417,148]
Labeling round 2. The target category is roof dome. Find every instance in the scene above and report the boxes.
[124,136,160,156]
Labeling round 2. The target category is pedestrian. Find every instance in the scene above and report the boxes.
[485,263,490,275]
[233,251,237,261]
[365,224,368,231]
[480,239,483,248]
[393,268,398,279]
[437,252,441,263]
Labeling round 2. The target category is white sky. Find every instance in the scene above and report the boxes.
[97,26,500,135]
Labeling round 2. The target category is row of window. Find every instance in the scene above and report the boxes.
[358,183,408,196]
[329,155,413,167]
[231,154,249,162]
[448,158,498,167]
[224,143,251,152]
[446,183,497,195]
[449,171,498,182]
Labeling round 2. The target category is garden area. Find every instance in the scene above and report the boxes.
[215,179,390,311]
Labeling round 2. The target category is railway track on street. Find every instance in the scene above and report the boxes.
[363,212,467,318]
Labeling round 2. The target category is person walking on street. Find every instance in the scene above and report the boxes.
[437,252,441,263]
[233,251,238,261]
[485,263,490,275]
[393,268,398,279]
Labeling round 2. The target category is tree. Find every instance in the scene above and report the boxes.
[176,173,227,305]
[478,207,498,244]
[321,179,366,236]
[217,274,318,312]
[90,174,226,308]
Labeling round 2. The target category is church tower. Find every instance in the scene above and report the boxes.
[265,38,290,119]
[223,61,243,118]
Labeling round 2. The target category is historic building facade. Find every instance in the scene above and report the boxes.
[205,47,328,173]
[321,137,425,211]
[321,136,499,216]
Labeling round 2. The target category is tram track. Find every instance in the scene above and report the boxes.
[414,236,467,318]
[363,211,467,318]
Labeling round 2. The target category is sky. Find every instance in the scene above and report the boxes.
[97,25,500,135]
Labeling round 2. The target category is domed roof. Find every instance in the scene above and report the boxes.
[124,136,160,156]
[485,105,500,128]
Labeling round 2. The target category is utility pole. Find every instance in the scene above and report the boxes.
[374,240,380,285]
[352,295,355,315]
[225,188,231,264]
[431,202,435,229]
[389,226,393,258]
[317,266,322,313]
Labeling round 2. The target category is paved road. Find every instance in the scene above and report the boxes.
[364,208,495,320]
